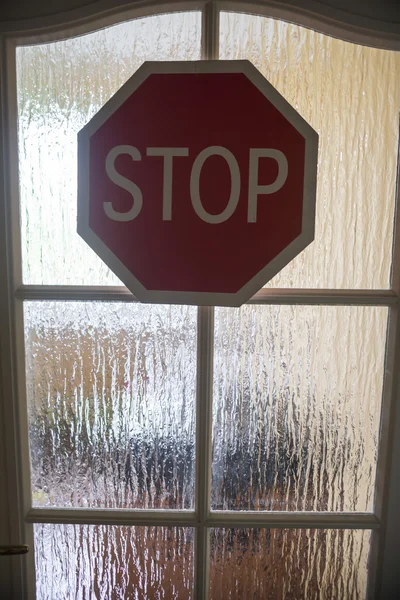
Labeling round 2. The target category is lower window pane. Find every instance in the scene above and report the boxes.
[209,528,371,599]
[212,305,387,511]
[24,302,197,509]
[34,524,194,599]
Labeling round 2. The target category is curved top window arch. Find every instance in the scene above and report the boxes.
[3,0,400,50]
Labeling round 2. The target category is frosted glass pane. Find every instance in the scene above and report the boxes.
[212,305,387,511]
[25,302,197,508]
[220,12,400,289]
[35,524,194,600]
[17,12,201,285]
[210,528,370,600]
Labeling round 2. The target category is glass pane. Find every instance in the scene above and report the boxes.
[25,302,197,509]
[220,12,400,289]
[35,524,194,599]
[210,528,370,600]
[212,305,387,511]
[17,12,202,285]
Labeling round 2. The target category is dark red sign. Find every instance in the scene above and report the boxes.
[78,61,318,306]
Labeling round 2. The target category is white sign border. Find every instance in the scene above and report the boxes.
[78,60,318,307]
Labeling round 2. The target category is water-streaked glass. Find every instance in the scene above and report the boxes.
[212,305,387,511]
[35,524,194,600]
[220,12,400,288]
[17,12,202,285]
[210,528,370,600]
[25,301,197,508]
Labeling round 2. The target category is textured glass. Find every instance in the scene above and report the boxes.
[17,12,201,285]
[35,524,194,599]
[212,305,387,511]
[210,528,370,600]
[220,12,400,289]
[25,302,197,508]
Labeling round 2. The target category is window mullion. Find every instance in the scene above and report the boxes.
[201,1,219,60]
[194,306,214,600]
[195,5,218,596]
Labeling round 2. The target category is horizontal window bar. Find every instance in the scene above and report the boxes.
[16,285,139,302]
[26,508,198,527]
[248,288,398,306]
[16,285,398,305]
[26,508,380,530]
[208,511,380,530]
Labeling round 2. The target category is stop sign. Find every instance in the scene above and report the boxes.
[78,60,318,306]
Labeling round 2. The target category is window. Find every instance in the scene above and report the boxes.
[1,4,399,599]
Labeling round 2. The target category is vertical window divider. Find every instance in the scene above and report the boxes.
[194,306,215,600]
[202,1,219,61]
[195,6,219,598]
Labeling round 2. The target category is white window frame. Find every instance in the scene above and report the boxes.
[0,2,399,598]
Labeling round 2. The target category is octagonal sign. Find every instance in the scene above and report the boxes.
[78,60,318,306]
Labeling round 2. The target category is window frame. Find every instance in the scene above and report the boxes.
[0,2,399,598]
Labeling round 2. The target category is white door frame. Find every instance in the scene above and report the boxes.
[0,2,399,598]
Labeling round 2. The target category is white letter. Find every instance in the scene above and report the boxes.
[248,149,288,223]
[190,146,240,224]
[146,147,189,220]
[104,145,143,221]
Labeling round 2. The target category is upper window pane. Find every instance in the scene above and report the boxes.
[220,12,400,289]
[17,12,202,285]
